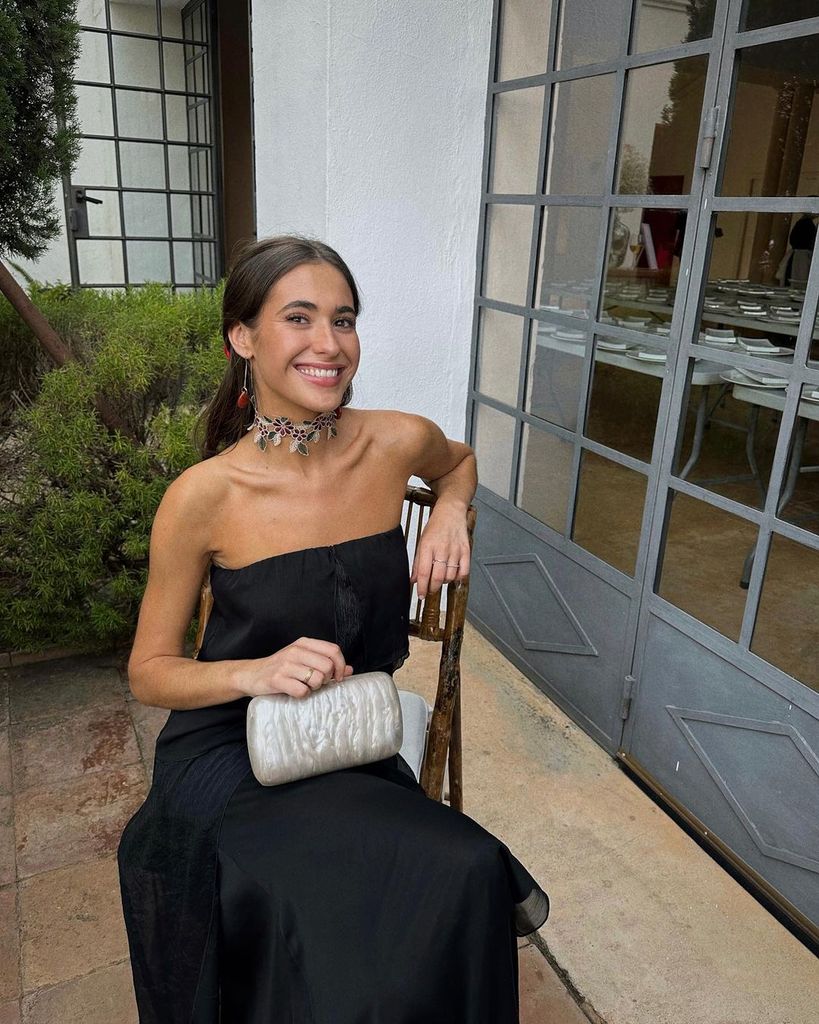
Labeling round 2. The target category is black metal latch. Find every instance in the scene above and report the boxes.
[68,187,103,237]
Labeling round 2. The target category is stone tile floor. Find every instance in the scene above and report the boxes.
[0,646,590,1023]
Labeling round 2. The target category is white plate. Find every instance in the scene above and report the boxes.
[597,339,632,351]
[801,390,819,404]
[628,347,667,363]
[721,370,787,389]
[554,330,585,342]
[736,337,788,356]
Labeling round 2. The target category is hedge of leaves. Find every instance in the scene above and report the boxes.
[0,282,224,653]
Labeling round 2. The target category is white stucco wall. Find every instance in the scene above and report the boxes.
[250,0,494,443]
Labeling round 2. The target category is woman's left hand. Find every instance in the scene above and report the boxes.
[409,508,471,598]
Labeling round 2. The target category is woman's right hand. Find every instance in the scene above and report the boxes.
[237,637,354,699]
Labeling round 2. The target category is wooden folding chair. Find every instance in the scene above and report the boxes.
[192,485,477,811]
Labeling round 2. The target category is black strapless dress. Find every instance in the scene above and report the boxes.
[117,524,549,1023]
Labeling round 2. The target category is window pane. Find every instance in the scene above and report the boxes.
[127,241,171,283]
[496,0,551,81]
[76,85,113,136]
[657,492,757,640]
[173,241,195,283]
[110,4,157,33]
[74,138,118,187]
[525,320,586,431]
[536,205,601,318]
[85,189,121,237]
[776,386,819,537]
[77,30,110,84]
[751,533,819,691]
[171,193,193,236]
[115,89,163,140]
[164,42,187,92]
[740,1,819,32]
[616,55,708,196]
[516,423,574,533]
[112,35,161,88]
[695,211,811,358]
[585,338,663,462]
[490,87,544,194]
[165,94,189,143]
[600,205,686,335]
[546,74,615,195]
[482,203,534,306]
[557,0,629,70]
[473,402,516,498]
[77,239,124,284]
[720,36,819,198]
[120,142,166,189]
[168,144,192,190]
[75,0,106,28]
[573,452,647,575]
[123,192,169,237]
[476,308,524,407]
[631,0,716,53]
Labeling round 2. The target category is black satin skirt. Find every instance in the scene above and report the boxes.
[216,753,543,1023]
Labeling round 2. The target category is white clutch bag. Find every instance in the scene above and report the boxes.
[246,670,404,786]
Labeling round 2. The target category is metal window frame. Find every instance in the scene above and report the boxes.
[66,0,221,290]
[468,0,819,706]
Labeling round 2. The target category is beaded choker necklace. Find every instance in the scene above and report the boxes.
[247,408,339,456]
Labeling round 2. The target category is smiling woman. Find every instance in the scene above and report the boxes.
[117,235,548,1024]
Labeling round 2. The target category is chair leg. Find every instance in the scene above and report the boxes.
[448,672,463,812]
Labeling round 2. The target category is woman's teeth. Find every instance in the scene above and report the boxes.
[297,367,340,378]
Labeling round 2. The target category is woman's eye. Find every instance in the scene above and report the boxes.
[335,318,356,329]
[286,314,308,323]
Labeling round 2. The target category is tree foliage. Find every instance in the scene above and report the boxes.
[0,0,81,258]
[0,283,225,653]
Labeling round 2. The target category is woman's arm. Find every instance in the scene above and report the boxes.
[400,413,477,598]
[128,467,351,709]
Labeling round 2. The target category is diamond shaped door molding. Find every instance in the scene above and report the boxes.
[668,707,819,873]
[478,553,598,656]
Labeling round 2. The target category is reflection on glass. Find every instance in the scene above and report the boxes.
[115,89,163,140]
[524,320,585,430]
[110,4,156,33]
[776,386,819,537]
[585,340,663,462]
[75,0,106,28]
[721,36,819,197]
[601,206,685,333]
[616,55,708,196]
[573,452,647,575]
[751,533,819,691]
[536,205,601,318]
[516,422,574,532]
[740,0,819,32]
[556,0,629,69]
[476,308,524,407]
[657,491,757,640]
[473,402,517,498]
[112,35,161,88]
[127,241,171,283]
[696,211,812,357]
[491,87,544,194]
[672,356,788,509]
[496,0,551,81]
[76,85,113,136]
[546,74,615,195]
[77,239,124,284]
[482,203,535,306]
[631,0,715,53]
[120,142,166,189]
[77,30,110,84]
[123,192,169,237]
[74,138,118,187]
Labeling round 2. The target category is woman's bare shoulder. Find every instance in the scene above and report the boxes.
[158,457,230,528]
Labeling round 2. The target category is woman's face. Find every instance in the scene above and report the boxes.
[233,260,360,421]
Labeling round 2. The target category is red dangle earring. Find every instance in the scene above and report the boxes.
[236,358,250,409]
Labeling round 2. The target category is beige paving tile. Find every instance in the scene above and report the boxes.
[0,1000,20,1024]
[0,886,20,1002]
[8,660,123,727]
[0,678,8,731]
[20,961,137,1024]
[519,944,589,1024]
[15,766,147,878]
[128,701,169,766]
[11,706,141,793]
[0,796,13,888]
[19,857,128,992]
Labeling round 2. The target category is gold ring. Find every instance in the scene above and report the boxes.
[302,668,314,684]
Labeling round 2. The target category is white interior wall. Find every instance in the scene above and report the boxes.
[251,0,494,444]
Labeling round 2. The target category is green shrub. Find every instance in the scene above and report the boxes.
[0,282,225,654]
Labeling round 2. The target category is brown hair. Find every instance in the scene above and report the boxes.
[195,235,360,459]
